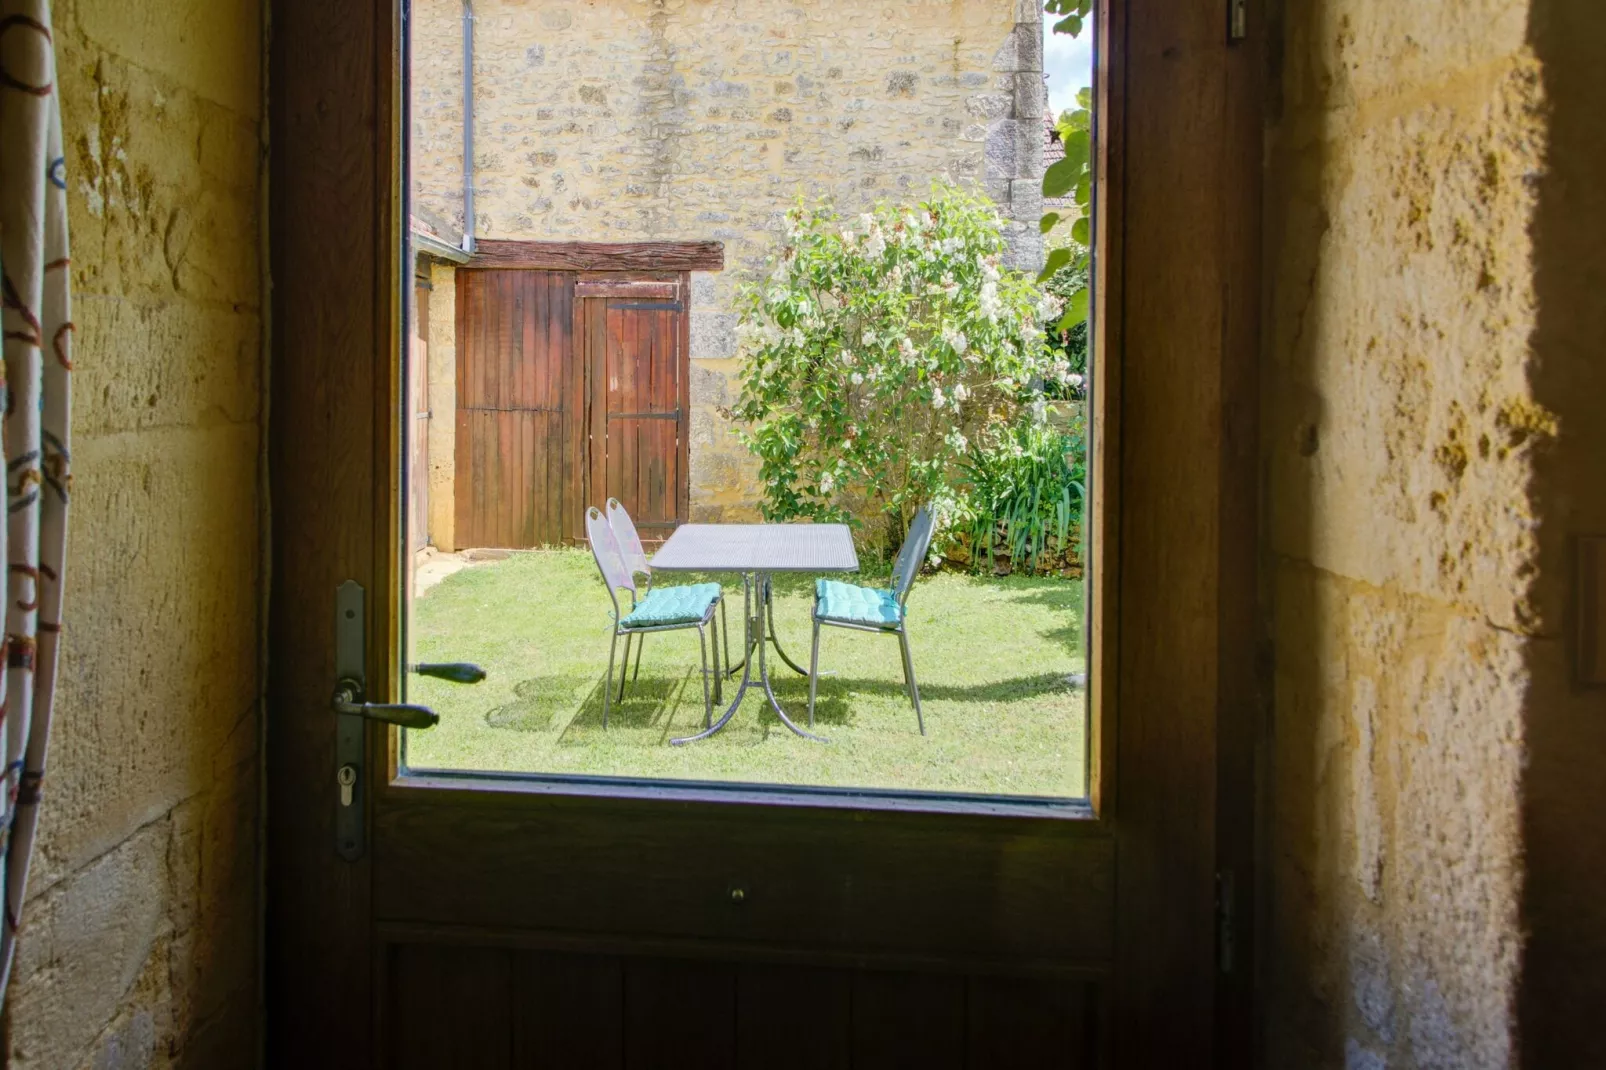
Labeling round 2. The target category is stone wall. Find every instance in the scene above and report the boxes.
[426,262,459,552]
[5,0,264,1066]
[412,0,1043,529]
[1262,0,1551,1066]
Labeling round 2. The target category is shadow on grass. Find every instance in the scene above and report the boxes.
[479,665,1078,744]
[785,671,1077,706]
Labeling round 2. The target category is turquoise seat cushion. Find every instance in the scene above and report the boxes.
[620,583,721,628]
[815,579,902,627]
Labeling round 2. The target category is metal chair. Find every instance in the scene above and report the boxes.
[585,507,722,728]
[807,507,935,734]
[606,497,731,682]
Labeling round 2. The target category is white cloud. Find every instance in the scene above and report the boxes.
[1042,9,1094,116]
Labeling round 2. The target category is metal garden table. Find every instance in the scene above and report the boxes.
[650,523,858,744]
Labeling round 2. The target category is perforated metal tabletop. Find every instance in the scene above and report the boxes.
[650,523,859,574]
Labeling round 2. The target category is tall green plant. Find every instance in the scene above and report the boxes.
[957,417,1085,574]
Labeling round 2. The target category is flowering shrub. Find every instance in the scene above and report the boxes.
[732,182,1074,549]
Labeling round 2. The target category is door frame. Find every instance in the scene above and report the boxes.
[267,0,1263,1065]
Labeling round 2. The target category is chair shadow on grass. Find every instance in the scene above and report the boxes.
[554,668,718,744]
[775,670,1077,709]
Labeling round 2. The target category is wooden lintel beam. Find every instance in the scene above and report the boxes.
[468,239,725,273]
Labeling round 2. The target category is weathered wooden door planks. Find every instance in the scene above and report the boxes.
[584,277,689,542]
[457,269,687,549]
[454,268,587,548]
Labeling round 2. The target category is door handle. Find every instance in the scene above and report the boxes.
[332,580,489,862]
[332,678,440,729]
[411,662,488,684]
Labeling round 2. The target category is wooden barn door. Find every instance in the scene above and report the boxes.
[454,269,585,548]
[581,275,690,542]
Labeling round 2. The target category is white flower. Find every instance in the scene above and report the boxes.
[953,382,970,402]
[864,230,887,259]
[861,329,878,346]
[979,280,1002,324]
[788,327,807,347]
[941,325,968,357]
[945,430,968,453]
[1030,397,1049,425]
[840,349,855,367]
[981,260,1001,284]
[860,212,876,231]
[898,336,918,365]
[820,472,835,495]
[940,273,959,300]
[1036,292,1066,321]
[940,236,963,254]
[932,389,947,410]
[850,371,864,385]
[1068,373,1085,388]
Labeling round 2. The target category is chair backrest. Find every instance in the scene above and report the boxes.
[892,507,934,606]
[585,506,635,614]
[606,498,650,579]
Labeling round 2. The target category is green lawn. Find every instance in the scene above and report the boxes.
[405,550,1086,798]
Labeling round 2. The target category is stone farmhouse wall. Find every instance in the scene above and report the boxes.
[412,0,1045,538]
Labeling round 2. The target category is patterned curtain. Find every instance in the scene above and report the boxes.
[0,0,72,1003]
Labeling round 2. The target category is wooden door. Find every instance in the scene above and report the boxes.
[268,0,1261,1065]
[583,276,689,540]
[454,269,585,548]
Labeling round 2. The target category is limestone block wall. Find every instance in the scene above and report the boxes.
[426,262,459,552]
[1262,0,1550,1065]
[4,0,264,1065]
[413,0,1043,526]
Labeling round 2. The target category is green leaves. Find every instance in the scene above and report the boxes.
[1039,212,1060,235]
[1044,0,1093,34]
[1037,246,1072,285]
[1056,287,1089,334]
[1070,216,1090,246]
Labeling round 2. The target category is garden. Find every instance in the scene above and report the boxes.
[408,169,1095,798]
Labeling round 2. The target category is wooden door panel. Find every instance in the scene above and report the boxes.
[591,296,686,535]
[372,794,1115,969]
[734,963,852,1068]
[382,943,1101,1068]
[387,944,514,1070]
[623,958,738,1069]
[456,269,582,548]
[512,952,624,1068]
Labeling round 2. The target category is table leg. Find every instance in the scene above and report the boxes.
[722,574,761,677]
[671,571,828,745]
[764,577,812,677]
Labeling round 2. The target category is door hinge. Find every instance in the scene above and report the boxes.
[1229,0,1247,41]
[1216,869,1237,974]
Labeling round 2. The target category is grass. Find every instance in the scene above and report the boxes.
[405,549,1086,798]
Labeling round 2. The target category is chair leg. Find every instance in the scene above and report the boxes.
[698,623,712,728]
[603,629,618,729]
[711,610,723,705]
[808,618,822,729]
[720,595,732,677]
[899,628,925,735]
[618,633,633,703]
[632,632,645,682]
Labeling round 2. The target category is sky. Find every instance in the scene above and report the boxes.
[1042,8,1094,117]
